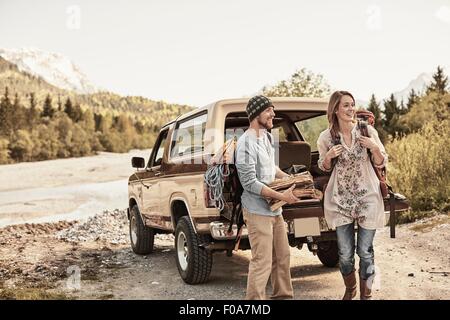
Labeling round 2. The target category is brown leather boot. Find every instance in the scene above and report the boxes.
[342,270,357,300]
[359,275,373,300]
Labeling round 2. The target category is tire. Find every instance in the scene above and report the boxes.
[129,205,154,254]
[317,240,339,267]
[175,216,213,284]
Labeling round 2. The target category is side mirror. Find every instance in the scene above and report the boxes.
[131,157,145,169]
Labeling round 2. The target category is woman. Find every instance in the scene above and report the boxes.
[317,91,388,300]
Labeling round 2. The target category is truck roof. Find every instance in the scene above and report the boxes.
[162,96,329,128]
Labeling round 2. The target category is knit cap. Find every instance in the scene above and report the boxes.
[246,95,274,122]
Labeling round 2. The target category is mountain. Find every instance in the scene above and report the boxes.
[392,66,449,103]
[0,55,194,123]
[392,72,433,103]
[0,47,97,94]
[355,66,449,109]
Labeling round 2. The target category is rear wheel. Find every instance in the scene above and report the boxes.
[317,240,339,267]
[129,206,154,254]
[175,216,213,284]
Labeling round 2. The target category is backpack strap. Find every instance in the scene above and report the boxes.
[357,120,396,238]
[227,137,244,238]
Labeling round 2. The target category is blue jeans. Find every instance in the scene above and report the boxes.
[336,222,376,280]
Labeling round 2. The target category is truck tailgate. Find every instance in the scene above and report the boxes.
[281,199,324,220]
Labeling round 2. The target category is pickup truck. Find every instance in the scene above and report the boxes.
[127,97,409,284]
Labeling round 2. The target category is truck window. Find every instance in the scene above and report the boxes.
[271,125,289,142]
[170,113,207,158]
[295,115,329,152]
[149,129,168,167]
[224,114,294,142]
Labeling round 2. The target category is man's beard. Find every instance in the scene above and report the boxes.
[257,117,273,130]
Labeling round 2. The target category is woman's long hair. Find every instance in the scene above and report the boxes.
[327,90,356,141]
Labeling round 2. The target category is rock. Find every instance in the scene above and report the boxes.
[55,209,130,244]
[408,273,414,277]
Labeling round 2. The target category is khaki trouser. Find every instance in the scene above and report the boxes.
[243,208,294,300]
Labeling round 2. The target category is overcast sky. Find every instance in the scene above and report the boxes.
[1,0,449,106]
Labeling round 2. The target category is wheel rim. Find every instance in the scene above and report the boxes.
[177,231,189,271]
[130,215,138,245]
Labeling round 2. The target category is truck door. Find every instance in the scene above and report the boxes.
[141,128,168,228]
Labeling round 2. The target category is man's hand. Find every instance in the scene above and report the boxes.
[275,166,290,179]
[280,184,300,204]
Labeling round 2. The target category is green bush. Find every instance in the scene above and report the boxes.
[0,138,10,164]
[9,130,34,162]
[386,118,450,213]
[398,92,450,134]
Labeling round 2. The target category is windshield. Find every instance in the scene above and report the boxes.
[295,114,329,152]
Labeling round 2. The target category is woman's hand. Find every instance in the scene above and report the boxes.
[358,136,379,151]
[326,145,344,160]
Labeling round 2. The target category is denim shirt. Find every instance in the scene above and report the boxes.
[235,129,282,216]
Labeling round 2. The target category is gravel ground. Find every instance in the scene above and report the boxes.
[0,210,449,300]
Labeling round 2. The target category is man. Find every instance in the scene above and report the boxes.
[236,95,299,300]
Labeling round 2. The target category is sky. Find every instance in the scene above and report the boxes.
[0,0,449,106]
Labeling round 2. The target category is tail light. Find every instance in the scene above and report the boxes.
[204,181,216,208]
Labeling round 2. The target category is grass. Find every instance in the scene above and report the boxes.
[397,210,444,224]
[409,213,450,233]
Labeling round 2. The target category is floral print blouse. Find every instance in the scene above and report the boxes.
[317,124,388,230]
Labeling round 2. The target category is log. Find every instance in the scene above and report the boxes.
[268,172,314,191]
[268,188,323,211]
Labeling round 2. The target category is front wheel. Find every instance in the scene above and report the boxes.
[129,206,154,254]
[317,240,339,267]
[175,216,213,284]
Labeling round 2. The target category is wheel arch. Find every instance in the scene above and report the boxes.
[170,196,197,234]
[128,197,145,224]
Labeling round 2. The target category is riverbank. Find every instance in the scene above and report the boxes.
[0,149,150,227]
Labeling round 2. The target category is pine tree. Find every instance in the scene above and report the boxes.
[427,66,449,94]
[406,89,419,111]
[399,100,407,115]
[0,87,14,136]
[57,94,63,111]
[383,94,401,140]
[367,94,387,143]
[367,94,382,124]
[12,93,26,131]
[64,97,74,120]
[72,103,83,122]
[94,113,103,131]
[42,94,54,118]
[27,92,39,129]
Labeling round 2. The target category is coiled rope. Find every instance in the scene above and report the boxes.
[204,137,237,211]
[204,164,230,211]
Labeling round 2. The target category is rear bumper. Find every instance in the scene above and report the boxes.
[203,196,409,241]
[208,205,327,241]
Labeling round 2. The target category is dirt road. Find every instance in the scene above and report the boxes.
[1,210,448,300]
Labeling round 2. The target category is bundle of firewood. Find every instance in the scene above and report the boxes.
[267,171,322,211]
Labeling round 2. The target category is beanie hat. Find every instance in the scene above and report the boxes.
[246,95,274,122]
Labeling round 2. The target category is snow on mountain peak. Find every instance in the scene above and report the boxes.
[0,47,97,94]
[393,66,449,103]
